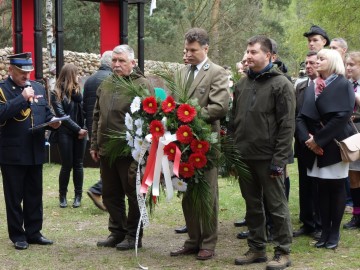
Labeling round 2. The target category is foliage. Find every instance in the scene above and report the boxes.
[0,0,12,48]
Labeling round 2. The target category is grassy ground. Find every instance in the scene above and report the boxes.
[0,162,360,270]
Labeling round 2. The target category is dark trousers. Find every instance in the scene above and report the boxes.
[1,164,43,243]
[240,160,292,254]
[58,133,86,197]
[316,178,346,244]
[297,157,321,231]
[100,156,142,239]
[89,180,102,195]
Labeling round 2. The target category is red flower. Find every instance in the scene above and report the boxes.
[164,142,177,161]
[149,120,164,138]
[189,153,207,169]
[177,104,197,123]
[179,162,195,178]
[176,125,194,144]
[162,96,176,113]
[142,96,158,114]
[190,139,210,154]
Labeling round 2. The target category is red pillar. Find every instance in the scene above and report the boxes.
[100,2,120,54]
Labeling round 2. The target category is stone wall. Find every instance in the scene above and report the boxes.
[0,47,183,82]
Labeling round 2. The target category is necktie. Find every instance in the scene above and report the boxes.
[353,80,358,93]
[186,65,197,89]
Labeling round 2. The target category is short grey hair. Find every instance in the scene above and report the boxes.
[331,38,348,49]
[100,51,113,67]
[112,44,135,60]
[317,49,345,76]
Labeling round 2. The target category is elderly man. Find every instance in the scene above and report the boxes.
[170,28,229,260]
[231,35,294,270]
[330,38,348,62]
[91,45,153,250]
[0,52,60,250]
[293,51,322,239]
[303,25,330,52]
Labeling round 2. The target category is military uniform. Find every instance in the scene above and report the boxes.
[0,77,54,243]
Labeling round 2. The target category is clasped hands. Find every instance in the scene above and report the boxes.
[305,134,323,156]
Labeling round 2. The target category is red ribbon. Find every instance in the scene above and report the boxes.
[173,145,181,177]
[140,137,159,194]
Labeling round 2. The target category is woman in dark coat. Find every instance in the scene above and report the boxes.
[296,49,355,249]
[51,64,88,208]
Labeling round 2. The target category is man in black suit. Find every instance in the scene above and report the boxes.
[84,51,112,211]
[0,53,61,250]
[293,51,322,239]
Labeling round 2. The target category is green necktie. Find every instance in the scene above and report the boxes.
[186,65,197,89]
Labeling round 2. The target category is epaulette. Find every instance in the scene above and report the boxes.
[29,80,44,87]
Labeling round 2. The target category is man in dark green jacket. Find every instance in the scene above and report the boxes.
[230,35,295,270]
[90,45,153,250]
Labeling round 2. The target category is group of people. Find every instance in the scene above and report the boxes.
[0,24,359,270]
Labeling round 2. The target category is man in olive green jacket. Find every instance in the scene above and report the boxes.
[231,35,295,270]
[90,45,153,250]
[170,28,229,260]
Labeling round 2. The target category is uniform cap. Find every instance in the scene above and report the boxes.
[8,52,34,72]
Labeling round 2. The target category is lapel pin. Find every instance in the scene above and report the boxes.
[203,63,210,71]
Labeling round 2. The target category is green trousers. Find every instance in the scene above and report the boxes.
[239,159,292,254]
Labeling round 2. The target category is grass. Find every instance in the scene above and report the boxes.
[0,162,360,269]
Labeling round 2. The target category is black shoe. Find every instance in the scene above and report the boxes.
[72,195,81,208]
[234,219,247,227]
[312,230,322,240]
[28,236,53,245]
[59,196,67,208]
[314,241,326,248]
[14,241,29,250]
[116,237,142,250]
[237,231,249,239]
[343,215,360,229]
[293,227,315,237]
[325,242,338,249]
[97,235,124,247]
[174,225,187,234]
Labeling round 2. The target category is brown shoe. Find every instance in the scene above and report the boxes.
[266,253,291,270]
[196,249,215,260]
[235,249,267,265]
[170,246,199,256]
[87,190,107,211]
[97,235,124,247]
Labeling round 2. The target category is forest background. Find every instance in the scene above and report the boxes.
[0,0,359,77]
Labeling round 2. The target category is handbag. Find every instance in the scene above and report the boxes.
[335,120,360,162]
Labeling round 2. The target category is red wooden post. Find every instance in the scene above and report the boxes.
[100,2,120,53]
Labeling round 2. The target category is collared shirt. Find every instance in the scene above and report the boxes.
[193,57,208,79]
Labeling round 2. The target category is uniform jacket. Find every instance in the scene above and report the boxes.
[177,59,229,132]
[91,69,153,156]
[0,77,54,165]
[230,66,295,167]
[50,90,85,136]
[296,75,355,168]
[83,65,112,139]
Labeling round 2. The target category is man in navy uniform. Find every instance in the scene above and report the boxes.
[0,52,61,250]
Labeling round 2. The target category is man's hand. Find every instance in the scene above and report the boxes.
[21,86,34,103]
[48,117,61,129]
[270,164,284,178]
[90,150,100,162]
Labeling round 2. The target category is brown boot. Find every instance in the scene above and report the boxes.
[266,253,291,270]
[234,249,267,265]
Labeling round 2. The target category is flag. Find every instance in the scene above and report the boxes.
[150,0,156,16]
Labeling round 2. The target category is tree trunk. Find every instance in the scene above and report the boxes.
[210,0,220,63]
[46,0,56,92]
